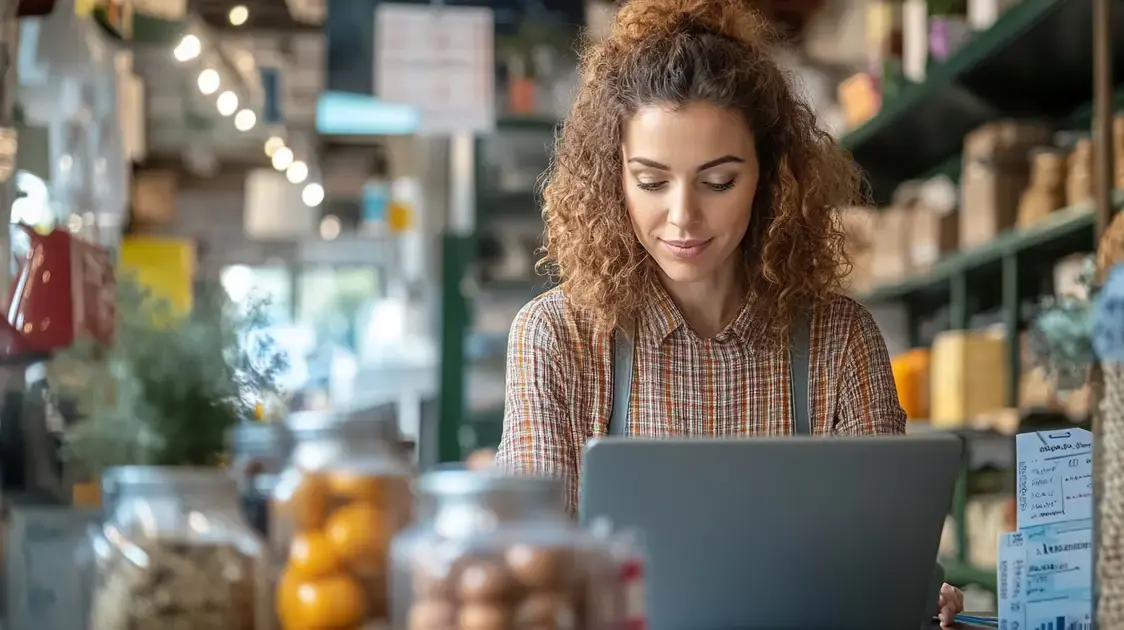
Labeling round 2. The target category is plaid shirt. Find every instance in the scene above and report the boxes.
[496,285,906,514]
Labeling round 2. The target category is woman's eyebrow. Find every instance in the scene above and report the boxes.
[626,155,745,172]
[696,155,744,171]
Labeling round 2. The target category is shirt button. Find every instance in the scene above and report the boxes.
[715,333,729,343]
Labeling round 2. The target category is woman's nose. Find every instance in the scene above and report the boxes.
[666,185,700,228]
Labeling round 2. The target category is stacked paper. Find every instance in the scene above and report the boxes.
[998,429,1094,630]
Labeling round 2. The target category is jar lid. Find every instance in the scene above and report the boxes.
[102,466,238,495]
[285,404,400,443]
[419,469,562,501]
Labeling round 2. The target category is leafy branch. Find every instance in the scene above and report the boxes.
[1026,256,1099,391]
[52,277,287,475]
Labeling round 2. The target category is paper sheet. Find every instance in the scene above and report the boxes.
[999,429,1093,630]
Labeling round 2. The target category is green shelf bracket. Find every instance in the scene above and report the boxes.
[1002,253,1021,407]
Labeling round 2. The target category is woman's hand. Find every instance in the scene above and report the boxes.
[937,583,964,626]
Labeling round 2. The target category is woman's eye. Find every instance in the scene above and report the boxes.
[705,179,737,192]
[636,181,666,191]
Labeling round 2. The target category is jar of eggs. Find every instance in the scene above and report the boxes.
[390,470,628,630]
[270,407,414,630]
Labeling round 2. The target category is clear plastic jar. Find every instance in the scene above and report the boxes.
[270,408,414,629]
[390,470,627,630]
[88,466,267,630]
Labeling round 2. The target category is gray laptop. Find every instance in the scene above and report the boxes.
[579,435,962,630]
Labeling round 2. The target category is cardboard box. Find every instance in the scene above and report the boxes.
[871,207,912,284]
[910,206,958,270]
[960,121,1053,249]
[839,207,878,293]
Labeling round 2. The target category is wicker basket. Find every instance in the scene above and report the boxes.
[1096,213,1124,627]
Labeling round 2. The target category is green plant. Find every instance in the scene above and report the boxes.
[1027,256,1099,391]
[52,277,287,474]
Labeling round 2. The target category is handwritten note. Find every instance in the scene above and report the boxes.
[1015,429,1093,529]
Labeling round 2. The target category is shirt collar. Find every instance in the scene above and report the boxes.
[639,279,761,345]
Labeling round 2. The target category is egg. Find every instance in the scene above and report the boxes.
[458,602,510,630]
[457,560,513,601]
[408,599,455,630]
[505,544,572,589]
[412,561,454,599]
[514,592,578,630]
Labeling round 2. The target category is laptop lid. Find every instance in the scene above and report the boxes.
[578,435,963,630]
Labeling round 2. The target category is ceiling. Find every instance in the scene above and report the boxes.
[134,21,322,169]
[193,0,322,32]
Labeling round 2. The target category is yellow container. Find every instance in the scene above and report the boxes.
[929,329,1008,428]
[892,348,931,420]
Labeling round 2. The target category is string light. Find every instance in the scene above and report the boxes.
[302,183,325,207]
[271,146,294,171]
[197,69,220,95]
[234,109,257,131]
[217,91,239,116]
[229,5,249,26]
[173,35,200,62]
[286,161,309,184]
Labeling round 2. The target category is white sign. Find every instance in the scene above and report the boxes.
[375,4,495,135]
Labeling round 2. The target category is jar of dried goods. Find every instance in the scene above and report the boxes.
[390,470,629,630]
[270,407,414,629]
[88,467,266,630]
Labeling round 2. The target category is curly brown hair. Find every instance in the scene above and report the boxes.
[538,0,865,339]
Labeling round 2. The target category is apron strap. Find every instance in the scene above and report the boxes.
[609,322,637,437]
[608,311,813,436]
[789,310,812,436]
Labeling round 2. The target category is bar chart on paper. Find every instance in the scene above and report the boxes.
[1031,614,1092,630]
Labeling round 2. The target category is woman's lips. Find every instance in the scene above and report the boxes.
[660,238,712,260]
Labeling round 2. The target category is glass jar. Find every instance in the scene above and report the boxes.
[390,470,627,630]
[270,408,414,629]
[88,467,267,630]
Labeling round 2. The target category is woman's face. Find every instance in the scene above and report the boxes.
[621,101,760,285]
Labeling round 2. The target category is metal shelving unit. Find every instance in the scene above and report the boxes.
[437,117,557,463]
[847,0,1123,592]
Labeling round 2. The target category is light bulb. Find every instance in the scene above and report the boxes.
[197,69,220,95]
[302,183,325,208]
[264,136,285,157]
[216,91,239,116]
[286,160,309,184]
[229,5,249,26]
[271,146,294,171]
[173,35,201,62]
[234,109,257,131]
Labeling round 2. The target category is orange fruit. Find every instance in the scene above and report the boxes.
[327,471,388,502]
[325,502,389,572]
[288,531,343,580]
[276,570,367,629]
[275,472,330,532]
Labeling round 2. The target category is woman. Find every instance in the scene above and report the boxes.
[496,0,964,623]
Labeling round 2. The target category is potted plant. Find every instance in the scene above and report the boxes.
[51,276,286,630]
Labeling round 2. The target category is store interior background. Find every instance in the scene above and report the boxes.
[9,0,1123,615]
